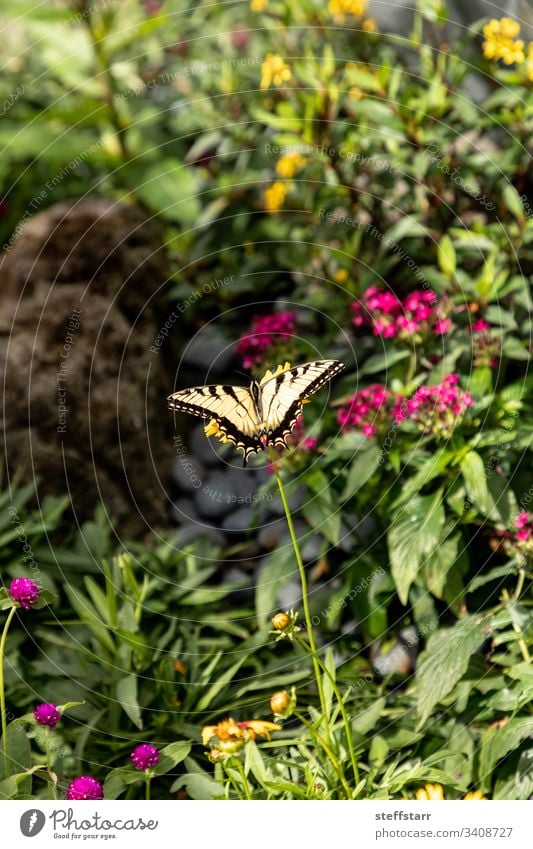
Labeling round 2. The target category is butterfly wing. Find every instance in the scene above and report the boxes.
[167,384,262,463]
[260,360,345,447]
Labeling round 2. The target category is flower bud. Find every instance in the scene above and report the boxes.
[270,689,295,718]
[272,612,290,631]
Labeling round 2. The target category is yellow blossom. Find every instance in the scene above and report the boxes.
[415,783,445,800]
[260,362,292,385]
[260,54,292,90]
[362,18,378,32]
[348,86,363,100]
[264,181,287,213]
[329,0,367,24]
[276,152,308,178]
[250,0,268,10]
[464,790,487,800]
[482,18,525,65]
[201,717,280,747]
[204,418,232,443]
[334,269,349,283]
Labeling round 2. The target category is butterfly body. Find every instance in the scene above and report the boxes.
[168,359,345,465]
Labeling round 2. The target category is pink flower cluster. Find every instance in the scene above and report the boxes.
[512,512,533,559]
[352,287,451,339]
[236,312,296,368]
[337,375,473,440]
[394,374,473,437]
[470,318,500,368]
[337,384,393,437]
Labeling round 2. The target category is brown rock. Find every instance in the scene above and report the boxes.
[0,198,173,538]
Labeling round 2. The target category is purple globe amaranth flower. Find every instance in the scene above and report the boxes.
[67,776,104,800]
[9,577,40,610]
[34,703,61,728]
[131,743,159,770]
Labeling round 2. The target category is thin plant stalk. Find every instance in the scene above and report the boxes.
[268,448,331,738]
[234,755,253,800]
[295,634,359,785]
[294,709,352,799]
[0,606,16,774]
[145,774,152,800]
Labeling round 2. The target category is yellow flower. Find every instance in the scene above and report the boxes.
[260,54,292,90]
[204,418,232,443]
[333,268,349,283]
[362,18,378,32]
[263,181,288,213]
[329,0,367,24]
[201,717,280,747]
[348,86,363,100]
[276,152,308,178]
[260,362,292,385]
[464,791,487,800]
[250,0,268,10]
[415,783,445,800]
[482,18,525,65]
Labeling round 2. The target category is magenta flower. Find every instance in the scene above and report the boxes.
[9,577,40,610]
[507,512,533,559]
[393,374,473,437]
[34,703,61,728]
[337,384,393,438]
[236,312,296,368]
[67,776,104,800]
[131,743,160,770]
[472,318,491,332]
[352,287,451,340]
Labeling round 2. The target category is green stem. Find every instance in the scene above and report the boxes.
[234,756,253,800]
[222,762,244,800]
[269,449,331,739]
[83,7,130,161]
[44,727,56,800]
[295,634,359,786]
[0,607,17,774]
[145,774,151,800]
[294,710,352,799]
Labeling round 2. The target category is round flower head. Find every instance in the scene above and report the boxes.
[67,776,104,800]
[9,577,40,610]
[34,703,61,728]
[131,743,159,770]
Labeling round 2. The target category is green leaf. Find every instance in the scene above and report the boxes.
[116,675,142,730]
[461,450,491,515]
[134,159,200,225]
[389,491,445,604]
[196,655,248,712]
[502,184,525,221]
[341,443,380,500]
[416,615,490,725]
[104,768,142,800]
[154,742,191,775]
[255,546,295,627]
[171,773,225,799]
[438,235,456,277]
[479,717,533,791]
[359,349,409,376]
